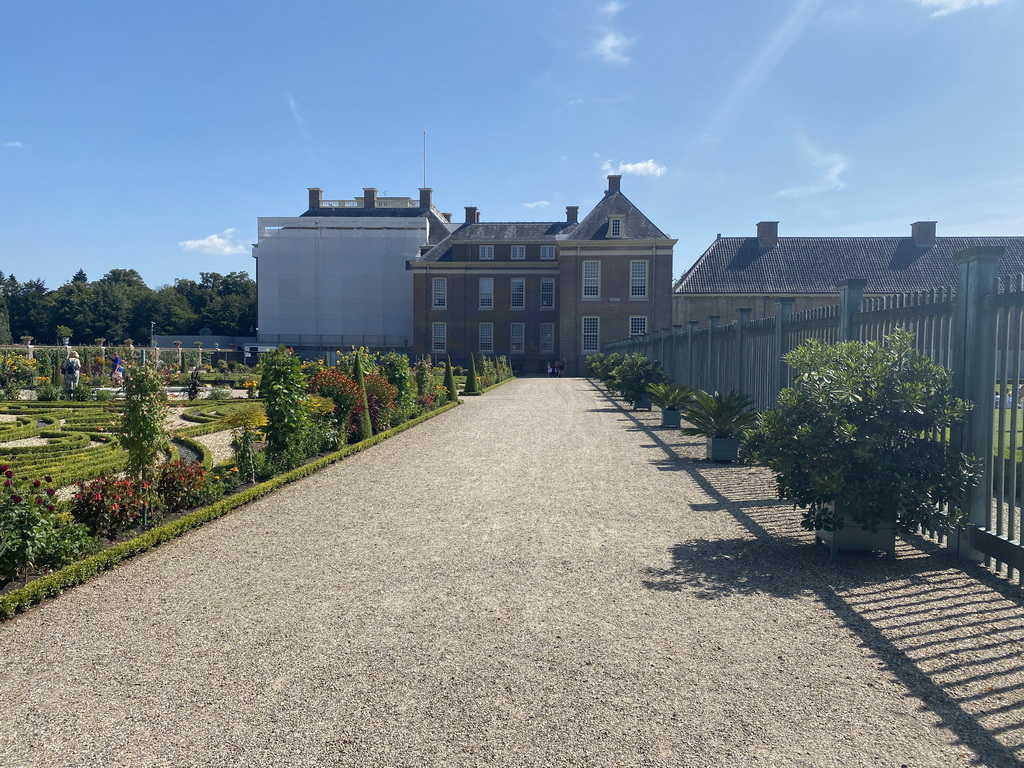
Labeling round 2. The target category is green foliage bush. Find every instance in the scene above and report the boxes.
[261,347,310,470]
[443,356,458,404]
[153,460,209,513]
[0,466,58,580]
[745,329,978,534]
[118,362,169,481]
[611,354,666,405]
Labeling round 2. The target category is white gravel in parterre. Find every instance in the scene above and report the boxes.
[1,378,1023,767]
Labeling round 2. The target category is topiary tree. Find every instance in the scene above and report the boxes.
[261,347,310,469]
[352,350,374,442]
[463,353,479,394]
[443,355,458,404]
[118,361,169,482]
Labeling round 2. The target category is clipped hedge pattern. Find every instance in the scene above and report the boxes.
[0,400,461,620]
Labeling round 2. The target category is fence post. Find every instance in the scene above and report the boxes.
[952,246,1002,560]
[735,308,751,395]
[838,279,867,341]
[706,316,719,394]
[773,298,794,403]
[687,321,698,390]
[671,324,683,384]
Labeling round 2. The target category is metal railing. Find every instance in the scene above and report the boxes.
[605,247,1024,587]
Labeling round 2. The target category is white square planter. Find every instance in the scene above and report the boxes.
[816,501,897,560]
[706,436,739,462]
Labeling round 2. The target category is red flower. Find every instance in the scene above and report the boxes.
[47,504,55,512]
[46,488,56,496]
[4,470,12,478]
[32,479,40,487]
[3,479,11,488]
[44,476,52,483]
[35,496,42,504]
[0,465,7,473]
[11,495,21,503]
[110,503,119,511]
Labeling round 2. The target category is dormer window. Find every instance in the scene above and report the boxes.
[609,217,623,238]
[479,245,494,260]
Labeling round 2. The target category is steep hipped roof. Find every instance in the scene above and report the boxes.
[563,190,670,241]
[675,235,1024,295]
[416,222,572,262]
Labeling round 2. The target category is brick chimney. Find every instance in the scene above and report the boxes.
[308,188,323,209]
[419,188,433,210]
[465,206,477,224]
[566,206,579,224]
[757,221,779,248]
[911,221,936,246]
[607,174,621,194]
[363,188,378,208]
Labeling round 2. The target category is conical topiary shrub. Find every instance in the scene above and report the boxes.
[443,356,458,404]
[463,353,480,395]
[352,351,374,442]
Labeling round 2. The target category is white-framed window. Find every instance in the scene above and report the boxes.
[630,316,648,337]
[510,245,526,260]
[479,245,494,260]
[583,260,600,298]
[510,278,525,309]
[609,217,623,237]
[479,277,494,309]
[540,322,555,353]
[582,316,599,353]
[540,245,555,260]
[540,279,555,309]
[630,260,648,298]
[510,322,525,354]
[479,322,494,353]
[432,277,447,309]
[432,322,447,353]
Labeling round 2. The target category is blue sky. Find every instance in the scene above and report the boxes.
[2,0,1022,290]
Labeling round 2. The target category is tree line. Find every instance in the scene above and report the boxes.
[0,268,257,345]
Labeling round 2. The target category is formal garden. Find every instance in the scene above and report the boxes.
[0,345,512,616]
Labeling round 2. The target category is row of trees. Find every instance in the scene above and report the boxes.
[0,268,256,345]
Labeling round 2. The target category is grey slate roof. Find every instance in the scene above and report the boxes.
[301,206,456,245]
[674,236,1024,295]
[414,191,672,262]
[416,222,573,262]
[564,191,670,241]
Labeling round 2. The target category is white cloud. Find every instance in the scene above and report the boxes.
[4,141,23,148]
[777,135,849,198]
[598,1,624,18]
[592,32,635,65]
[908,0,1005,15]
[523,201,550,209]
[179,228,248,256]
[601,159,667,177]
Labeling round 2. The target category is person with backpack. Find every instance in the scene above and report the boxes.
[61,350,82,394]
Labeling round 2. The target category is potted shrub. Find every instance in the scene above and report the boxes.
[745,329,978,559]
[680,390,758,461]
[611,353,666,410]
[647,382,693,428]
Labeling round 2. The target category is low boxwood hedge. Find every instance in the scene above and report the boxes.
[0,399,460,620]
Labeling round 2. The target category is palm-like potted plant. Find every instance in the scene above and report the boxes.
[612,353,666,410]
[647,382,693,427]
[680,390,758,461]
[744,329,978,558]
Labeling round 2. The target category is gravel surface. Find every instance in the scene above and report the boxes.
[1,378,1023,767]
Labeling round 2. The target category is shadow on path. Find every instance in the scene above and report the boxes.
[588,378,1024,767]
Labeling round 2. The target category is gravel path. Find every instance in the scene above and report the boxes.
[1,378,1023,767]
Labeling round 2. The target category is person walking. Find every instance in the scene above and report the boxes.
[61,350,81,394]
[111,354,124,387]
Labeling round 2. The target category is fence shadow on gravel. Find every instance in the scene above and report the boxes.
[587,379,1024,767]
